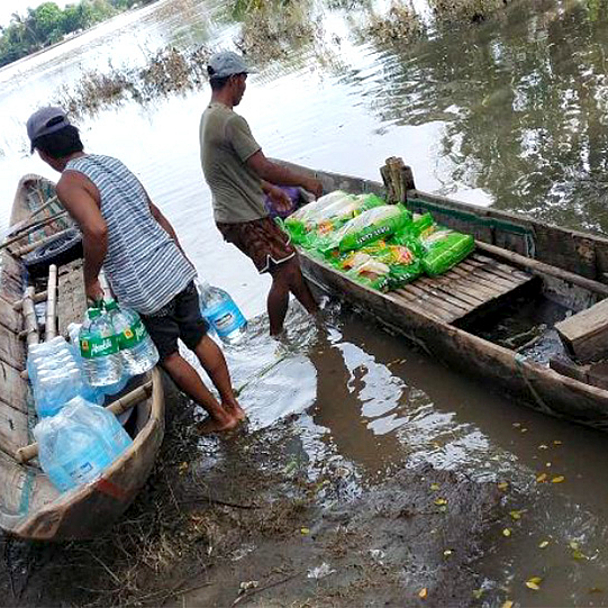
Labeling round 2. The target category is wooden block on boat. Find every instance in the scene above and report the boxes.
[549,354,589,384]
[555,298,608,362]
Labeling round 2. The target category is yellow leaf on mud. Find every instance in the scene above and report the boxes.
[501,601,513,608]
[539,540,549,548]
[589,587,603,593]
[418,588,428,599]
[503,528,512,537]
[509,510,522,520]
[551,475,565,483]
[526,576,542,590]
[572,550,587,560]
[536,473,548,483]
[434,498,447,506]
[569,541,579,550]
[498,482,509,490]
[430,483,440,491]
[553,440,562,445]
[300,527,310,535]
[472,589,483,599]
[443,549,453,557]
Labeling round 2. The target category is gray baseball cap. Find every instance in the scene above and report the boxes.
[26,106,71,152]
[207,51,256,79]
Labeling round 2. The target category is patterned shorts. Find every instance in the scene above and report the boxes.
[216,217,296,273]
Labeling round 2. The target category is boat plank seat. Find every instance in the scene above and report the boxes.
[393,252,535,324]
[555,297,608,362]
[57,260,86,338]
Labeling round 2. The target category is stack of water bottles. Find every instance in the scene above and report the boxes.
[30,300,159,493]
[197,279,247,344]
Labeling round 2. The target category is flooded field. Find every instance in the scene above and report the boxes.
[2,0,608,605]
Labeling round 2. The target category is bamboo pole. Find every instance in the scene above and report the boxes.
[45,264,57,341]
[476,241,608,297]
[13,290,47,312]
[0,211,69,253]
[11,227,73,258]
[22,286,40,348]
[15,381,153,464]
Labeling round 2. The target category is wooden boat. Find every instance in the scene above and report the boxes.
[279,157,608,431]
[0,174,165,541]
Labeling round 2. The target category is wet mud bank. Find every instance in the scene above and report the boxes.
[0,375,507,607]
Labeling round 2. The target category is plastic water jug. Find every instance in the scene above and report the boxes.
[197,280,247,344]
[27,337,84,418]
[105,300,158,375]
[79,307,123,387]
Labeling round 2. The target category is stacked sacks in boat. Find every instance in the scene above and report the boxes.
[284,190,385,246]
[282,192,475,293]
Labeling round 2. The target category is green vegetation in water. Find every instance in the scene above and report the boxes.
[233,0,319,62]
[363,1,424,45]
[0,0,157,68]
[54,46,210,116]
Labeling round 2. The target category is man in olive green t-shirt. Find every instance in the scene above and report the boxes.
[199,51,323,336]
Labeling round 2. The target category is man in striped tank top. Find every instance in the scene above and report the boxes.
[27,106,245,433]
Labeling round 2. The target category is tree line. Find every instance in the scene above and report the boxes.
[0,0,155,68]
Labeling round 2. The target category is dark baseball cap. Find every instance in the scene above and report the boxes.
[207,51,257,79]
[26,107,71,153]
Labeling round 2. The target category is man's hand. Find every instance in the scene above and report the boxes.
[86,278,104,305]
[302,177,323,200]
[266,185,292,212]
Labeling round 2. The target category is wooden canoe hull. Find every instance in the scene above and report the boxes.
[300,254,608,430]
[279,159,608,430]
[0,175,166,541]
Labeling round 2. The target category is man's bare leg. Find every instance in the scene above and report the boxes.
[194,335,246,421]
[286,256,318,314]
[268,264,291,335]
[161,351,239,432]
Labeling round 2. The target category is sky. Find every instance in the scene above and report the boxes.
[0,0,70,29]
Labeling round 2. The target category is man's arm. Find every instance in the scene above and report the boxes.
[56,172,107,302]
[147,196,195,267]
[247,150,323,199]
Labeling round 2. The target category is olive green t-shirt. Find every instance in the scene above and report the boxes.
[199,102,267,223]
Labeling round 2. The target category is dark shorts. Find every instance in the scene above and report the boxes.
[140,281,208,361]
[216,217,296,273]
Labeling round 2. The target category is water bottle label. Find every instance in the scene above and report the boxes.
[118,318,147,349]
[206,301,246,338]
[80,335,119,359]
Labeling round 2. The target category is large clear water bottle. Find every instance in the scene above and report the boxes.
[197,279,247,344]
[79,307,123,387]
[27,337,84,418]
[105,300,159,375]
[34,399,116,492]
[66,396,132,459]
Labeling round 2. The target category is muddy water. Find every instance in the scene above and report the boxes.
[2,0,608,604]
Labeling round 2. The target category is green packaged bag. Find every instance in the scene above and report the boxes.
[419,225,475,276]
[319,204,413,254]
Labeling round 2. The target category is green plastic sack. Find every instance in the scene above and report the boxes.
[319,204,412,253]
[419,225,475,276]
[285,191,384,236]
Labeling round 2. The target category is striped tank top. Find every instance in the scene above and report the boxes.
[66,154,196,315]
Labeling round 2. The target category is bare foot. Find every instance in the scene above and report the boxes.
[196,412,240,434]
[223,398,247,422]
